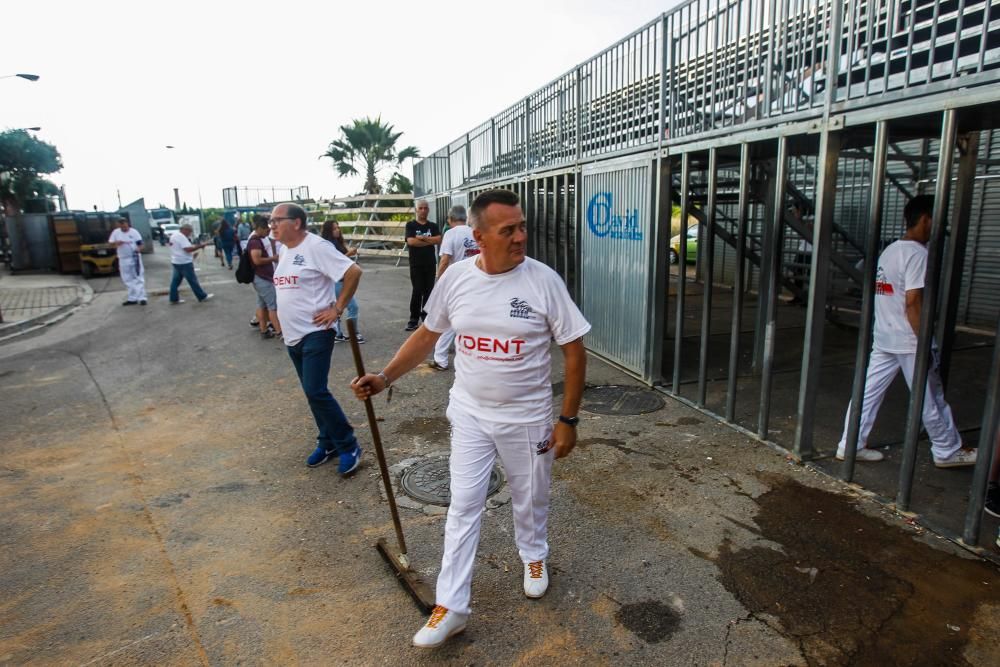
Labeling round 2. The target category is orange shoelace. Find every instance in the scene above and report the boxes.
[528,561,544,579]
[426,605,449,628]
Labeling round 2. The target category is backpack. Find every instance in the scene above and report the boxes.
[235,243,255,284]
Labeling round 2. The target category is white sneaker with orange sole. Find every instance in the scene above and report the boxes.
[412,605,468,648]
[524,560,549,599]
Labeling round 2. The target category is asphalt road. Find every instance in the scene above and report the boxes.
[1,250,999,666]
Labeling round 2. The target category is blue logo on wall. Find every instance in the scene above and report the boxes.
[587,192,642,241]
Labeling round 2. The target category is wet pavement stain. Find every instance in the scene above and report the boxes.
[656,416,704,427]
[207,481,249,494]
[711,476,1000,666]
[614,600,681,643]
[152,492,190,508]
[394,416,451,443]
[577,437,650,457]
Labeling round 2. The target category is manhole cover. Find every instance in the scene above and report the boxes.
[582,385,665,415]
[400,456,505,506]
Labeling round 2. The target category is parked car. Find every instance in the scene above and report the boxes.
[669,225,699,264]
[161,223,181,241]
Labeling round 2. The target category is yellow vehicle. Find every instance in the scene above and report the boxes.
[79,242,118,278]
[50,211,127,277]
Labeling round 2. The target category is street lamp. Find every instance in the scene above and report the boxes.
[0,73,40,82]
[164,145,203,210]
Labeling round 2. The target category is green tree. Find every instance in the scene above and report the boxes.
[386,172,413,194]
[321,116,419,194]
[0,129,63,213]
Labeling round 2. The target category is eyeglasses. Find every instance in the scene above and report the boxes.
[271,216,296,223]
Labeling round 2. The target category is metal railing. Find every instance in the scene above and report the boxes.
[415,0,1000,196]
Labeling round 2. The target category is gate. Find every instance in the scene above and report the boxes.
[580,154,658,378]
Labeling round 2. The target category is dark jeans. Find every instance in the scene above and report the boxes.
[169,263,208,302]
[221,242,234,267]
[286,330,358,455]
[409,264,435,322]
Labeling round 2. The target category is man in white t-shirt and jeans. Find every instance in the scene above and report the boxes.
[168,223,214,304]
[108,217,147,306]
[271,203,365,473]
[352,189,590,649]
[836,195,976,468]
[426,204,480,371]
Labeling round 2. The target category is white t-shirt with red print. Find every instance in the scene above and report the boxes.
[274,234,355,346]
[439,225,480,262]
[873,239,926,353]
[423,257,590,424]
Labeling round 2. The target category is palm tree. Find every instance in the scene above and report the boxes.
[321,116,419,194]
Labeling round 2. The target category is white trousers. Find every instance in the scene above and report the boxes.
[119,254,147,302]
[436,403,554,616]
[433,329,457,368]
[837,348,962,460]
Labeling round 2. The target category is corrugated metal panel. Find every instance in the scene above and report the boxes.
[960,129,1000,329]
[580,154,654,374]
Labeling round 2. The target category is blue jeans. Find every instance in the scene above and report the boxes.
[169,263,208,302]
[287,330,358,455]
[333,281,359,335]
[221,243,234,267]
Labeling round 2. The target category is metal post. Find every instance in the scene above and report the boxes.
[794,129,843,459]
[897,109,958,511]
[576,67,584,161]
[673,152,691,394]
[962,312,1000,545]
[698,148,718,407]
[753,160,778,373]
[726,143,751,422]
[649,155,671,385]
[936,132,980,388]
[523,97,531,173]
[843,121,888,481]
[758,136,787,440]
[490,118,497,180]
[825,0,845,110]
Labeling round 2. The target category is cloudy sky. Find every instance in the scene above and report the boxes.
[2,0,670,210]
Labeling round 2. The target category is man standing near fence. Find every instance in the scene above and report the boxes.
[427,204,479,371]
[404,199,441,331]
[108,217,147,306]
[352,189,589,648]
[836,195,977,468]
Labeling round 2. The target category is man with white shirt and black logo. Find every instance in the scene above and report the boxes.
[836,195,976,468]
[426,204,479,371]
[352,189,589,649]
[271,203,364,474]
[167,223,214,304]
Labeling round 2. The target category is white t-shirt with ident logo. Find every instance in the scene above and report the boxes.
[423,257,590,424]
[873,239,926,353]
[274,234,355,346]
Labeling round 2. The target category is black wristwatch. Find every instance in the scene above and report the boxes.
[558,415,580,427]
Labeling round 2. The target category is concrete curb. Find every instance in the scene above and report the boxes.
[0,282,94,346]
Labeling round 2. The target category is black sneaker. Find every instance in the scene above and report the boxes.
[354,333,366,344]
[249,318,259,328]
[261,330,275,339]
[985,485,1000,519]
[334,332,348,342]
[122,300,137,306]
[405,321,419,331]
[139,299,147,305]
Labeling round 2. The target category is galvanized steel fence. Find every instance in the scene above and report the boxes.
[415,0,1000,196]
